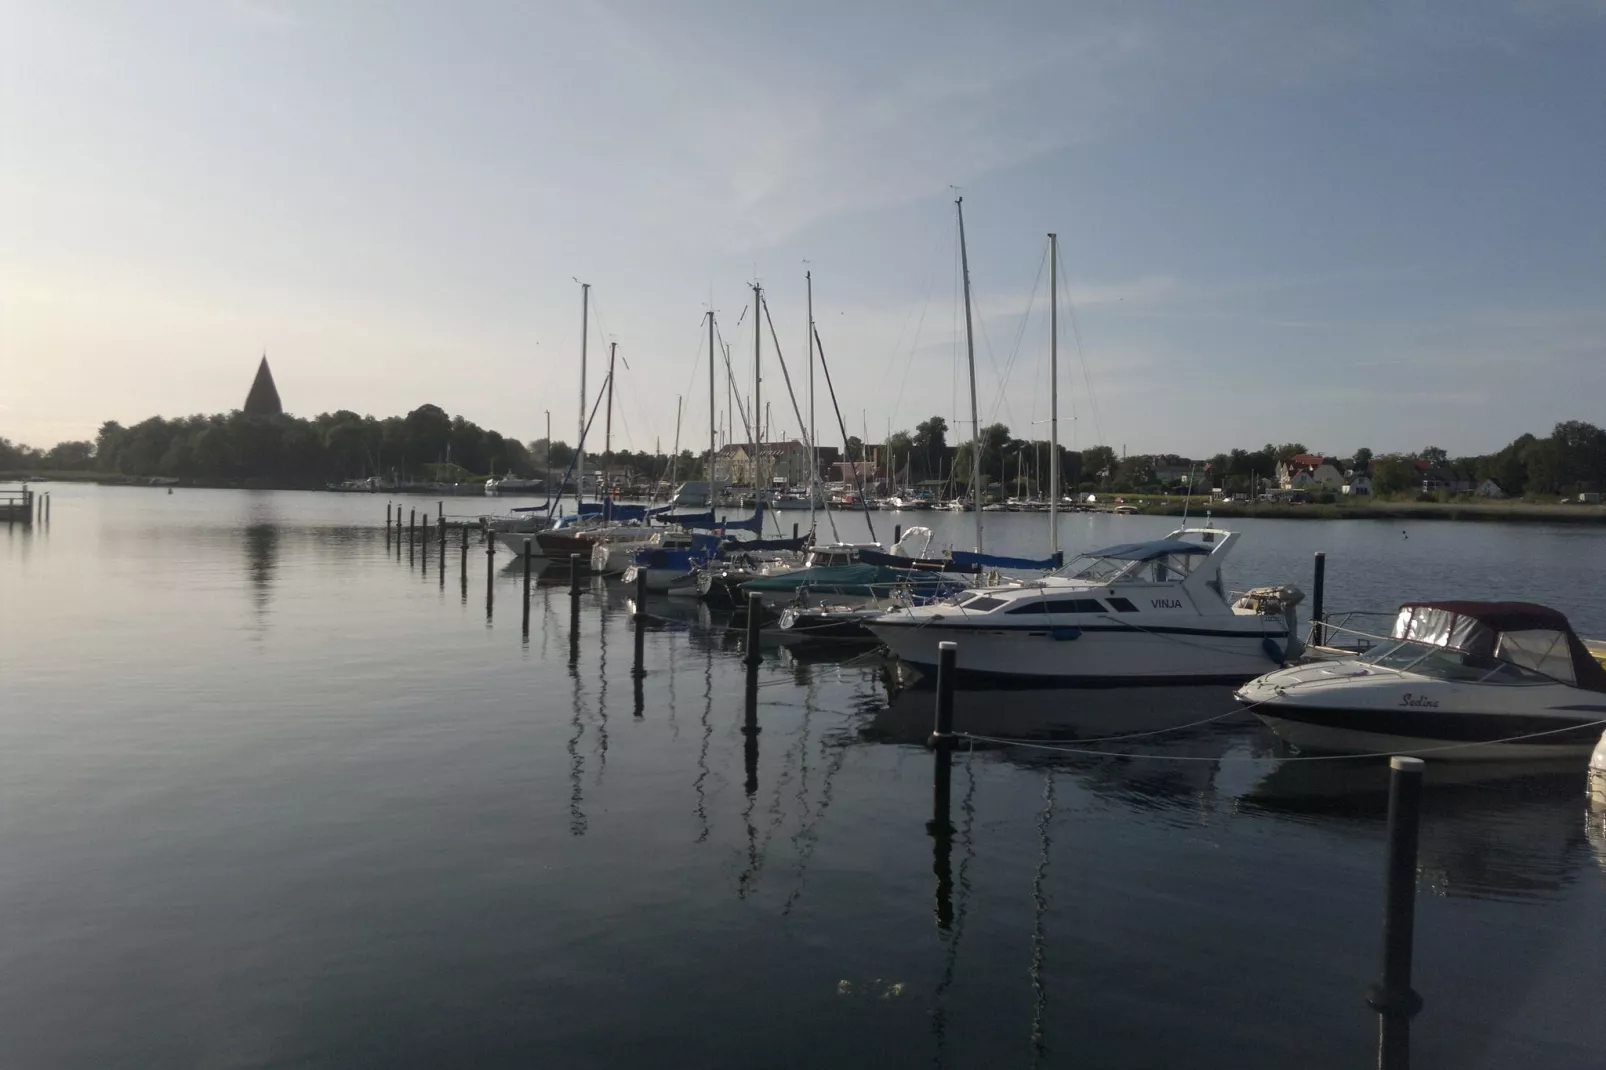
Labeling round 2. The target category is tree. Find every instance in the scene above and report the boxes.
[1081,445,1118,486]
[1351,447,1372,472]
[1274,443,1309,465]
[1419,445,1448,467]
[912,416,949,481]
[845,436,864,462]
[1370,454,1418,496]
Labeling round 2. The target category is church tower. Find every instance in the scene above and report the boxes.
[243,353,283,416]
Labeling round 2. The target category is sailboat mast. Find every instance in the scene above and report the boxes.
[752,282,762,501]
[1049,232,1059,552]
[957,197,983,552]
[604,341,617,505]
[707,310,717,497]
[807,270,816,536]
[577,282,590,509]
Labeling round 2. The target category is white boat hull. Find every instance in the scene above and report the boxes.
[869,618,1284,685]
[1237,660,1606,760]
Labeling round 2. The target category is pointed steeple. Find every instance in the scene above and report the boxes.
[243,352,283,416]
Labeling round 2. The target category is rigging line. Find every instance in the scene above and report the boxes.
[1057,241,1104,447]
[987,243,1049,426]
[760,298,817,462]
[884,216,951,428]
[813,324,879,544]
[714,318,756,448]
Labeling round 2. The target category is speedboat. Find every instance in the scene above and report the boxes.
[866,528,1299,686]
[1238,601,1606,759]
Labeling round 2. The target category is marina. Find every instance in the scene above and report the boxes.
[5,485,1606,1067]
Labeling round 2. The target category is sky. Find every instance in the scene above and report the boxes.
[3,0,1604,459]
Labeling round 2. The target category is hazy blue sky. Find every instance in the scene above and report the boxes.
[3,0,1603,458]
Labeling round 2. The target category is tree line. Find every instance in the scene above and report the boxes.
[6,406,1601,499]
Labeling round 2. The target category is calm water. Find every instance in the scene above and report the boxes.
[4,485,1606,1068]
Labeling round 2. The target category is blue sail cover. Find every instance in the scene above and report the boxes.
[858,548,983,575]
[949,549,1065,570]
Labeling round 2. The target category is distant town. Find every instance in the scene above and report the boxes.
[3,357,1603,504]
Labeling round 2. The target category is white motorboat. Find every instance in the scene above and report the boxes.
[484,477,545,496]
[1238,601,1606,760]
[866,527,1299,686]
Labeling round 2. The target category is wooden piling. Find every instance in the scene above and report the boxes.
[894,523,902,544]
[522,538,533,632]
[569,553,581,598]
[1368,755,1425,1018]
[632,568,648,679]
[792,522,798,540]
[744,592,763,667]
[927,641,957,836]
[1311,551,1327,647]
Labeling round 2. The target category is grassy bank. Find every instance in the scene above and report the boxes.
[1132,499,1606,523]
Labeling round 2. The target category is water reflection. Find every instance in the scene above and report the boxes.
[243,521,278,635]
[1244,759,1595,903]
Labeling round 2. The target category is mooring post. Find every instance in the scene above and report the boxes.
[438,501,443,522]
[1368,756,1425,1020]
[632,567,648,679]
[927,641,958,836]
[460,524,469,580]
[568,595,581,667]
[438,518,446,576]
[1311,551,1327,648]
[569,553,581,598]
[45,492,51,522]
[485,532,495,620]
[744,591,763,667]
[522,538,533,632]
[409,508,416,546]
[792,522,799,540]
[894,523,903,545]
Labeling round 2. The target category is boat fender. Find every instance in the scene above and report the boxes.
[1262,637,1285,663]
[1050,627,1081,642]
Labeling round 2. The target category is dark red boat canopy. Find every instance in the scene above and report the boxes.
[1399,601,1574,634]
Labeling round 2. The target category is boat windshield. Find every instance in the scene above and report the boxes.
[1359,639,1556,684]
[1058,552,1198,585]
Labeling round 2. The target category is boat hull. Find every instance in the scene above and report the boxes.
[1251,707,1601,760]
[868,619,1286,686]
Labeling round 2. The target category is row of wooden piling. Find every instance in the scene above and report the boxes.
[2,487,47,527]
[381,501,1405,1061]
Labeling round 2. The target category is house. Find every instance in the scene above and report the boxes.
[1342,473,1372,495]
[1153,462,1205,489]
[711,440,819,485]
[1474,479,1505,499]
[1276,454,1343,490]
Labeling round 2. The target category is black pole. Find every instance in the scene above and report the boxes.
[569,553,581,598]
[744,591,763,667]
[927,641,957,835]
[485,529,494,620]
[568,595,581,667]
[894,523,902,545]
[632,567,648,679]
[1312,551,1327,648]
[522,538,533,633]
[1368,755,1425,1019]
[409,509,416,547]
[792,522,799,540]
[386,502,391,546]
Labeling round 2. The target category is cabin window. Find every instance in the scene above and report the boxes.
[1007,599,1106,615]
[1494,629,1576,685]
[1106,597,1139,613]
[962,596,1008,613]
